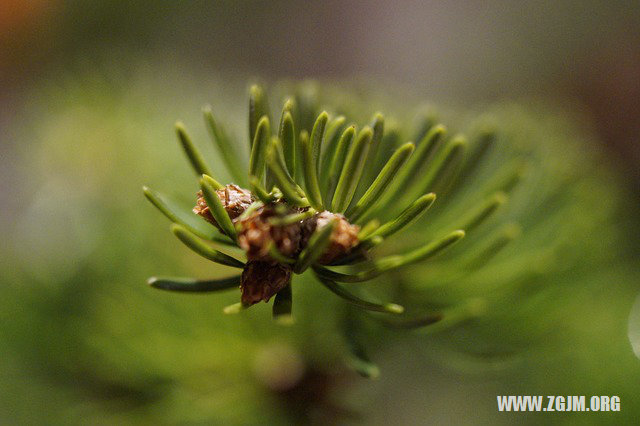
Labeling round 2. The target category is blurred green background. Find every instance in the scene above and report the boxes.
[1,1,639,425]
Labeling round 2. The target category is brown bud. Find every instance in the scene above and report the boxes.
[241,261,292,305]
[195,185,360,304]
[315,211,360,264]
[236,205,310,260]
[193,184,253,228]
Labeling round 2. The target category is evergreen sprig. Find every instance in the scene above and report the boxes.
[144,84,527,376]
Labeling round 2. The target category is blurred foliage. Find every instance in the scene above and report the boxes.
[0,66,638,425]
